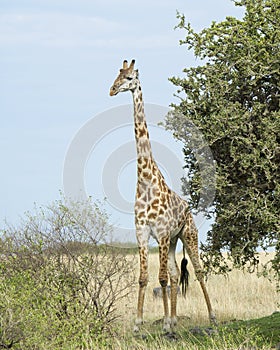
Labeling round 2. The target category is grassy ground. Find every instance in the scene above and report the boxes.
[1,246,277,349]
[118,252,278,324]
[113,251,279,349]
[112,312,280,349]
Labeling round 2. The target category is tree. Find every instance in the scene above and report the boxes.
[165,0,280,280]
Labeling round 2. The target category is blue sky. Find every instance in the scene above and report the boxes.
[0,0,244,241]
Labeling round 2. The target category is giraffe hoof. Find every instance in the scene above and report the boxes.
[163,317,171,332]
[133,325,140,333]
[133,318,143,333]
[210,314,218,326]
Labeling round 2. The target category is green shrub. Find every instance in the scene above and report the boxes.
[0,198,136,349]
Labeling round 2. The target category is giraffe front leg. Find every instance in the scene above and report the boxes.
[134,243,149,333]
[161,284,171,332]
[158,236,171,332]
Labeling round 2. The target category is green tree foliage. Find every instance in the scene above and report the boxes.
[165,0,279,279]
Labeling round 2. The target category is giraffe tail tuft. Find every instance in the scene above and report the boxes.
[180,248,189,298]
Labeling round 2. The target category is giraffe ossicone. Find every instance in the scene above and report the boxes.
[110,59,217,332]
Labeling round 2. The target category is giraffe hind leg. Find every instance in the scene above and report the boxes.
[180,224,217,326]
[168,238,180,329]
[188,248,217,325]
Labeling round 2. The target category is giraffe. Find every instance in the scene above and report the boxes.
[109,59,217,332]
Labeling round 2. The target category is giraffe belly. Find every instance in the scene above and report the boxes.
[135,193,189,241]
[135,214,185,244]
[148,221,185,243]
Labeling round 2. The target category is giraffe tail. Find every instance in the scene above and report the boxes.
[180,247,189,298]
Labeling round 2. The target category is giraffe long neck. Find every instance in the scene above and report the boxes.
[132,82,153,161]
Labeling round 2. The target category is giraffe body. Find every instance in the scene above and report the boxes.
[110,60,217,332]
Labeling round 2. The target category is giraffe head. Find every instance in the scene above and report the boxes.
[110,59,139,96]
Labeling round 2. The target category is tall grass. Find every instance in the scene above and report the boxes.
[111,251,278,349]
[117,251,278,329]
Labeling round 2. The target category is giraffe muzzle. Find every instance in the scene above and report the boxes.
[109,87,118,96]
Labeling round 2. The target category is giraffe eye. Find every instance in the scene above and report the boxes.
[127,77,133,81]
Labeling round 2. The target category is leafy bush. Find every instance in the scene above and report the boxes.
[0,198,136,349]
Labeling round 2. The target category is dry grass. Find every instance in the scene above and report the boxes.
[117,251,278,330]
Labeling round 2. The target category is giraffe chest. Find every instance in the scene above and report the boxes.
[135,183,189,237]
